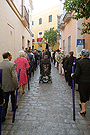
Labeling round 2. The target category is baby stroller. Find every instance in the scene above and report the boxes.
[39,55,52,83]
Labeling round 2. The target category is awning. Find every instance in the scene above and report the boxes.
[32,39,35,42]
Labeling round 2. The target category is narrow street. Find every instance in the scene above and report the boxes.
[1,63,90,135]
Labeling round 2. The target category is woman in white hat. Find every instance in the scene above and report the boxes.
[14,50,30,94]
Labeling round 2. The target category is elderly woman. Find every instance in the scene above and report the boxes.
[71,49,90,115]
[14,50,30,94]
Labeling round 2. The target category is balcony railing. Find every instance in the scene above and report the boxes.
[21,6,29,27]
[63,12,72,23]
[63,9,72,23]
[59,22,65,30]
[37,38,43,42]
[32,39,35,42]
[58,15,65,30]
[57,15,61,19]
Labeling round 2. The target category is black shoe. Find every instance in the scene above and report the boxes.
[68,83,71,86]
[79,110,86,116]
[1,117,6,122]
[16,105,18,109]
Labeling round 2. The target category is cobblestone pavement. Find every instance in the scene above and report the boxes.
[1,63,90,135]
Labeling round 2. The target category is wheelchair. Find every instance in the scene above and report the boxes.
[39,59,52,83]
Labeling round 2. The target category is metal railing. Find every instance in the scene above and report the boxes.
[63,8,67,17]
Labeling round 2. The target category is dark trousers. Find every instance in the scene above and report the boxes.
[35,60,37,68]
[54,58,56,65]
[2,91,15,118]
[64,71,68,82]
[51,57,53,62]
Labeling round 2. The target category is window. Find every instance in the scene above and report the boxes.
[63,40,65,52]
[38,32,42,38]
[39,18,42,25]
[27,40,30,48]
[22,36,25,48]
[32,21,34,25]
[32,33,34,38]
[68,36,71,53]
[49,15,52,22]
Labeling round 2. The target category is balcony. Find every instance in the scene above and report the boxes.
[63,10,72,23]
[32,39,35,42]
[59,22,65,30]
[37,38,43,42]
[21,6,29,27]
[57,15,60,19]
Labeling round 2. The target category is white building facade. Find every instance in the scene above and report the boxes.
[0,0,33,61]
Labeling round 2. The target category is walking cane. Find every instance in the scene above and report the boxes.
[12,68,21,123]
[72,57,76,121]
[27,70,30,90]
[0,69,3,135]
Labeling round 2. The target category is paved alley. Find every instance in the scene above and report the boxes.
[1,63,90,135]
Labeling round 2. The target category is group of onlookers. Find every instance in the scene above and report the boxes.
[53,48,90,116]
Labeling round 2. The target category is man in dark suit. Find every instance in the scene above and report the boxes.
[27,49,34,77]
[65,51,76,87]
[43,44,51,60]
[0,52,18,122]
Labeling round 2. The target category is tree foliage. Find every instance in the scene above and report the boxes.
[43,27,58,46]
[64,0,90,34]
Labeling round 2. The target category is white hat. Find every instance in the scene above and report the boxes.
[61,50,64,53]
[19,50,25,56]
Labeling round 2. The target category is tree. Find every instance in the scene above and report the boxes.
[43,27,58,46]
[64,0,90,34]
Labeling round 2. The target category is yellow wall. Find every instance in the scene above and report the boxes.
[32,4,60,51]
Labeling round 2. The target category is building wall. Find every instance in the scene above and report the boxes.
[0,0,33,62]
[84,17,90,51]
[13,0,22,13]
[61,18,85,57]
[59,0,87,57]
[61,18,76,56]
[32,4,60,51]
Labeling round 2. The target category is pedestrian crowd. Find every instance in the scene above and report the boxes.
[0,48,44,123]
[52,48,90,116]
[0,46,90,124]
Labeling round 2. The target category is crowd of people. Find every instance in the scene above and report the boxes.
[52,48,90,116]
[0,47,51,122]
[0,47,90,123]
